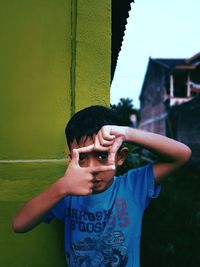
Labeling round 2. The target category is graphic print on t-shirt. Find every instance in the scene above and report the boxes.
[66,198,130,233]
[69,231,128,267]
[66,198,130,266]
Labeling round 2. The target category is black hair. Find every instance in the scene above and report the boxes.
[65,105,125,149]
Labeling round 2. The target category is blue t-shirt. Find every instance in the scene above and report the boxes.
[44,164,161,267]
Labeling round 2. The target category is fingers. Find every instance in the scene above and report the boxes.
[101,126,115,141]
[71,149,79,165]
[94,137,112,151]
[76,144,94,154]
[97,130,114,146]
[75,127,116,154]
[108,136,124,164]
[94,129,115,151]
[90,164,116,173]
[77,143,110,153]
[108,151,116,165]
[75,135,124,166]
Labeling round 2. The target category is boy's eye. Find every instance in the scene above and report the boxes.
[96,152,108,160]
[79,153,87,161]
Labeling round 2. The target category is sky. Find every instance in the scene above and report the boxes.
[110,0,200,108]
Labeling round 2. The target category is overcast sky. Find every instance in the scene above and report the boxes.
[110,0,200,108]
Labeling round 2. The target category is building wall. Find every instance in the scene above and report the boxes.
[168,97,200,167]
[140,103,166,134]
[140,61,166,135]
[0,1,111,266]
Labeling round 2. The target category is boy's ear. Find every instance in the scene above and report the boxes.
[116,147,129,166]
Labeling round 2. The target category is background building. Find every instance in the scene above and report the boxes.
[139,52,200,166]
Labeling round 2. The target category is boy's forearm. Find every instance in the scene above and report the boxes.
[12,177,68,233]
[124,127,191,163]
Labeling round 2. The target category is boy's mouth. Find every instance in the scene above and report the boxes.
[93,180,102,184]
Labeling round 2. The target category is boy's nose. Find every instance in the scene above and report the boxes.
[87,157,98,168]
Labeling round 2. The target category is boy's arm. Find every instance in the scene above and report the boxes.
[82,126,192,184]
[12,149,115,233]
[123,127,192,184]
[12,178,67,233]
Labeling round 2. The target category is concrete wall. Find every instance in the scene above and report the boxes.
[0,0,111,266]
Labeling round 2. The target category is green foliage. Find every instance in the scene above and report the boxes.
[116,144,153,176]
[111,98,139,126]
[141,169,200,267]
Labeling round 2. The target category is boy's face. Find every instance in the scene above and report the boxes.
[70,136,126,194]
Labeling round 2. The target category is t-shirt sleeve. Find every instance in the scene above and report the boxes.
[125,163,161,209]
[43,197,70,224]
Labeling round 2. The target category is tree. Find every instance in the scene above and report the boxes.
[111,98,139,127]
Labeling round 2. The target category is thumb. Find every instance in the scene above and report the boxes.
[71,149,79,165]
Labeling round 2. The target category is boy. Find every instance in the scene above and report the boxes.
[12,105,191,266]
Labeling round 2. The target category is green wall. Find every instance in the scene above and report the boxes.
[75,0,110,111]
[0,0,111,266]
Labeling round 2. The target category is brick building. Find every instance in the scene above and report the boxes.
[139,52,200,167]
[139,52,200,135]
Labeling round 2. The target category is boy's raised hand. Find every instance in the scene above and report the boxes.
[76,125,127,165]
[11,147,116,233]
[62,148,115,196]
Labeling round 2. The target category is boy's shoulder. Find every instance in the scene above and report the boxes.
[120,163,153,178]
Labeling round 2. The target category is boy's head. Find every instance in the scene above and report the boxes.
[65,105,128,193]
[65,105,124,150]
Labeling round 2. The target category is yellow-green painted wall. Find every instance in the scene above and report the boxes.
[75,0,111,111]
[0,0,111,266]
